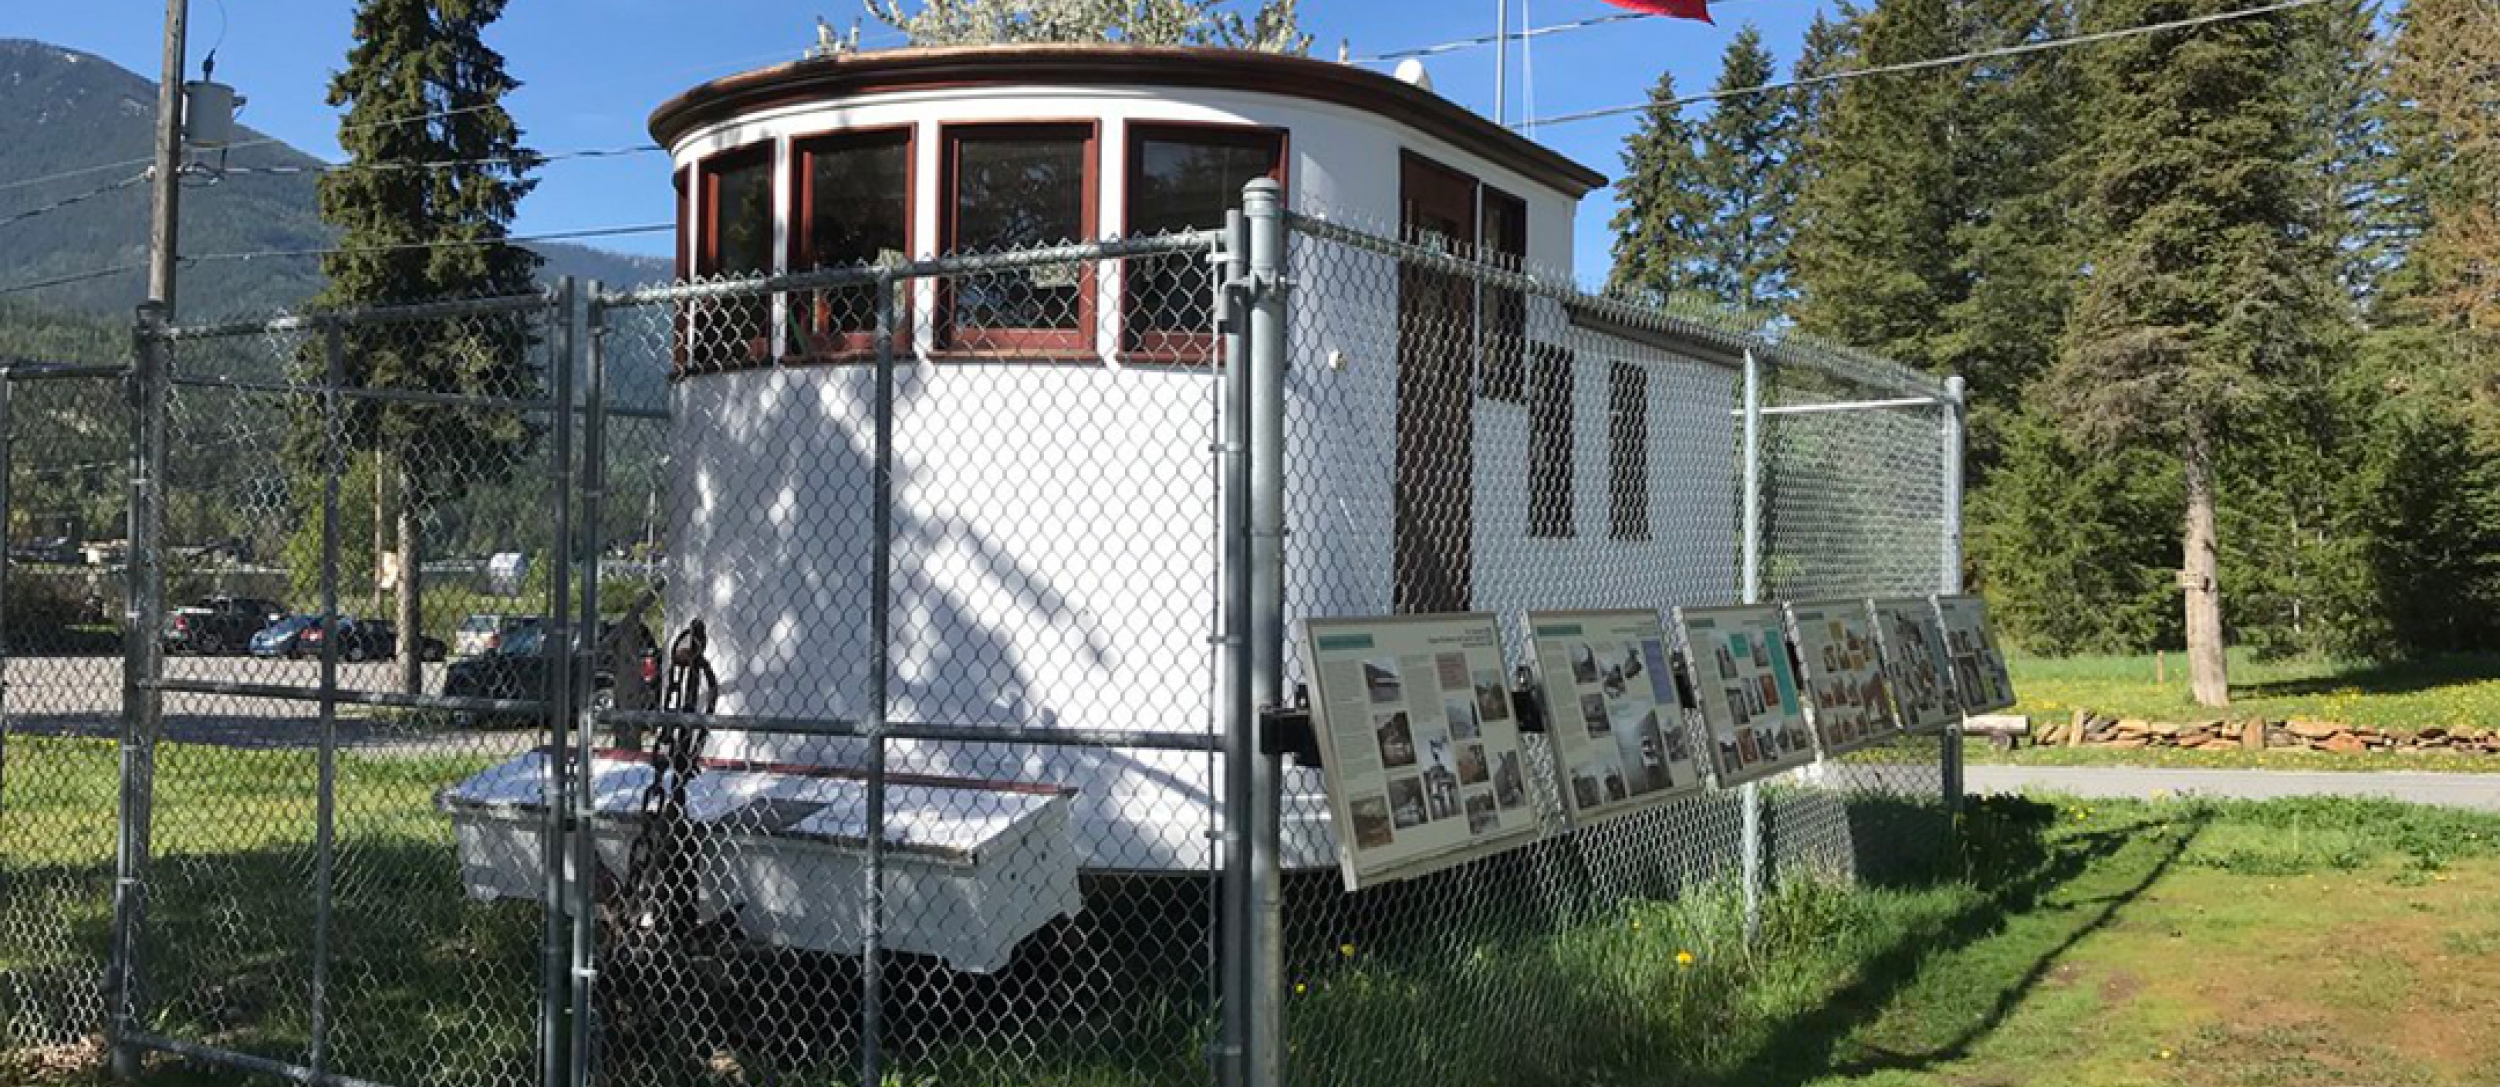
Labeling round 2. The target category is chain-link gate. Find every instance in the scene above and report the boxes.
[4,182,1965,1087]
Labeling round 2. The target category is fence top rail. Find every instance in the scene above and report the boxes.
[1283,211,1949,403]
[592,229,1228,308]
[0,360,129,381]
[150,289,557,342]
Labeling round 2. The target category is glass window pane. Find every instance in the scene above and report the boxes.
[805,136,910,270]
[710,156,774,277]
[953,129,1088,333]
[1129,131,1280,343]
[799,133,911,343]
[1132,135,1277,235]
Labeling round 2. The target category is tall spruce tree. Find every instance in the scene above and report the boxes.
[314,0,541,693]
[1690,26,1799,311]
[2048,0,2335,706]
[1606,71,1712,304]
[1789,0,1962,372]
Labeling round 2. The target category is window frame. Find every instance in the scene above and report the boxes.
[936,120,1102,356]
[784,124,916,363]
[1121,121,1287,362]
[692,144,777,373]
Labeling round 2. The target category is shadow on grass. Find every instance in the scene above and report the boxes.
[2234,653,2500,701]
[1728,799,2207,1087]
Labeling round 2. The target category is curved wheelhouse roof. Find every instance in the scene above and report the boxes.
[649,43,1607,199]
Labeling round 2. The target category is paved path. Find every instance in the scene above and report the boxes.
[1964,764,2500,811]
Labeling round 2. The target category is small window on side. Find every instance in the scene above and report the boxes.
[1528,343,1575,539]
[1608,362,1651,541]
[941,123,1096,353]
[1480,188,1529,401]
[692,147,774,372]
[1125,125,1284,358]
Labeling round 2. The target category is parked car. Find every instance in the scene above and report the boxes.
[248,615,322,659]
[163,596,287,655]
[454,613,542,658]
[305,618,447,663]
[443,620,659,725]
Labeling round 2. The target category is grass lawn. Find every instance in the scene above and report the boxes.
[2008,649,2500,735]
[8,733,2500,1087]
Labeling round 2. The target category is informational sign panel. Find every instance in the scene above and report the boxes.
[1525,609,1706,825]
[1869,598,1957,733]
[1302,614,1541,891]
[1672,605,1816,787]
[1935,594,2018,714]
[1784,599,1901,756]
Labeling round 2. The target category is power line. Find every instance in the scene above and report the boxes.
[213,144,664,179]
[0,221,669,297]
[0,101,507,196]
[1519,0,2325,129]
[180,222,673,264]
[0,172,151,229]
[1354,2,1756,64]
[0,264,146,298]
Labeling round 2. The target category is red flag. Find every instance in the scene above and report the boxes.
[1602,0,1714,24]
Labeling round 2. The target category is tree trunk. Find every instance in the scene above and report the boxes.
[2182,428,2229,708]
[395,457,424,696]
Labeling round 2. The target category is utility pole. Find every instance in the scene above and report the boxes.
[1493,0,1510,126]
[148,0,189,312]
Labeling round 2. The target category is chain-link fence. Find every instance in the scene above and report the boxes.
[3,183,1963,1087]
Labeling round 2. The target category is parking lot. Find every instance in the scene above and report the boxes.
[1,653,541,754]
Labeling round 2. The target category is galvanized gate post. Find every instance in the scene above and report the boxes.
[860,269,900,1087]
[570,283,609,1087]
[110,302,170,1082]
[1243,177,1289,1087]
[1939,375,1967,816]
[541,278,581,1087]
[0,369,13,836]
[1736,347,1764,946]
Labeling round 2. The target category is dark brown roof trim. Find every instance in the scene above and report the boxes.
[650,44,1607,199]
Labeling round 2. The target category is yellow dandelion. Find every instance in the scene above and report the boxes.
[2157,1048,2175,1061]
[1675,950,1696,967]
[1339,942,1357,958]
[1294,981,1308,994]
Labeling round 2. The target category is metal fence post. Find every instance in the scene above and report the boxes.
[0,369,12,832]
[308,320,346,1078]
[1939,374,1967,817]
[1242,176,1288,1087]
[860,270,899,1087]
[110,302,170,1082]
[1215,206,1255,1087]
[1737,347,1764,947]
[570,283,608,1087]
[541,278,580,1087]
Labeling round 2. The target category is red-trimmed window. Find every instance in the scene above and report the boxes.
[693,146,775,371]
[789,127,913,359]
[940,123,1097,353]
[1124,124,1284,358]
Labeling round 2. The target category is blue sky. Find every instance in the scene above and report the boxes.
[11,0,1836,285]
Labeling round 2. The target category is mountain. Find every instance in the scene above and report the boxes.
[0,39,670,322]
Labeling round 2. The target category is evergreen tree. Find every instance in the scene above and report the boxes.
[866,0,1310,52]
[1789,0,1962,372]
[1690,26,1798,311]
[1786,4,1865,156]
[2047,0,2337,706]
[2383,0,2498,417]
[313,0,541,693]
[1605,71,1712,305]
